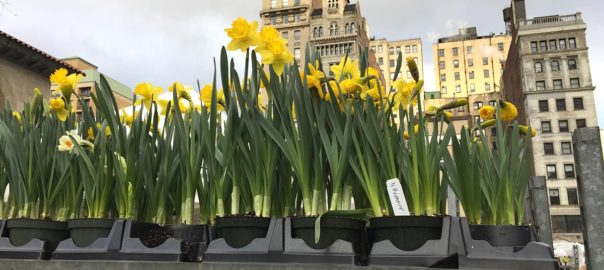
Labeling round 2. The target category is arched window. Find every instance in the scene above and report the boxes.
[330,22,338,36]
[328,0,338,8]
[350,23,355,33]
[345,23,351,34]
[313,27,318,38]
[551,60,560,72]
[535,62,543,73]
[318,27,323,37]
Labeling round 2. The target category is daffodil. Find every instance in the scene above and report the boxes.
[258,39,294,76]
[406,57,419,82]
[305,61,325,98]
[50,68,83,101]
[49,97,68,122]
[498,100,518,122]
[169,82,192,101]
[58,135,75,152]
[158,99,190,116]
[391,78,417,110]
[331,56,360,81]
[361,83,387,102]
[519,125,537,137]
[59,130,93,152]
[120,109,138,125]
[479,105,496,121]
[200,84,226,111]
[134,83,163,109]
[225,17,260,52]
[404,124,420,140]
[12,111,22,125]
[257,26,287,53]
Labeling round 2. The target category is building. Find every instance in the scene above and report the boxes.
[53,57,133,116]
[0,30,81,111]
[502,0,597,242]
[433,27,511,129]
[260,0,379,77]
[370,38,423,91]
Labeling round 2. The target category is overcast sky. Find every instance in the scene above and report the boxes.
[0,0,602,124]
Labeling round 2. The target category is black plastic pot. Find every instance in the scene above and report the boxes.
[6,219,69,251]
[213,216,271,248]
[469,224,533,248]
[291,216,366,251]
[128,221,171,248]
[166,224,207,261]
[67,218,115,247]
[369,216,443,251]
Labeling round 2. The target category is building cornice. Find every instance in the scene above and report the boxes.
[524,86,596,95]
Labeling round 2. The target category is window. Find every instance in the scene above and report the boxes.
[440,74,446,82]
[452,47,458,56]
[396,46,401,54]
[549,40,557,51]
[455,84,461,93]
[531,42,538,53]
[473,101,483,110]
[549,189,560,205]
[329,21,338,36]
[556,99,566,111]
[573,97,584,110]
[79,87,92,97]
[271,0,277,8]
[488,100,497,107]
[565,164,576,179]
[540,40,547,52]
[318,27,323,37]
[569,38,576,48]
[546,165,557,179]
[553,79,562,90]
[542,121,552,133]
[294,48,301,60]
[568,58,577,70]
[389,47,394,55]
[483,69,490,78]
[282,0,288,7]
[282,31,289,40]
[438,49,444,57]
[453,60,459,68]
[378,45,383,53]
[576,119,586,129]
[294,30,300,40]
[474,115,481,124]
[378,57,383,65]
[559,120,569,132]
[469,83,475,92]
[485,82,491,91]
[403,45,410,54]
[294,0,300,5]
[544,143,555,155]
[345,23,352,34]
[412,45,418,53]
[497,42,504,51]
[559,39,567,50]
[458,106,465,112]
[272,17,278,25]
[469,71,475,79]
[283,15,289,23]
[536,81,546,91]
[561,142,572,154]
[539,100,549,112]
[466,46,473,54]
[570,78,580,89]
[389,59,395,68]
[439,61,445,69]
[454,72,460,81]
[440,86,447,94]
[535,62,543,73]
[551,60,560,71]
[468,58,474,67]
[567,188,579,205]
[552,215,583,233]
[482,57,488,65]
[371,46,376,53]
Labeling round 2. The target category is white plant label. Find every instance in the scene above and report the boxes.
[386,178,410,216]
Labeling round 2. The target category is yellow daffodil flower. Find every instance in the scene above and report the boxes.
[331,56,360,81]
[498,100,518,122]
[404,124,420,140]
[305,61,325,98]
[169,81,192,101]
[158,99,190,116]
[58,135,75,152]
[134,83,163,109]
[50,68,83,101]
[225,17,260,52]
[391,78,417,110]
[200,84,226,111]
[519,125,537,137]
[257,26,287,53]
[361,83,387,102]
[12,111,22,125]
[258,39,294,76]
[120,109,137,125]
[479,105,496,121]
[59,130,93,152]
[49,97,68,122]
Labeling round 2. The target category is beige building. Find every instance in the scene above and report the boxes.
[260,0,379,77]
[52,57,132,117]
[503,1,597,242]
[0,30,81,111]
[370,38,423,91]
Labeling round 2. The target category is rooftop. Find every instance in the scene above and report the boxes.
[517,13,586,31]
[79,69,133,99]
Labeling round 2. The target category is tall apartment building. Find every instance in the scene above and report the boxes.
[502,0,597,242]
[433,27,511,128]
[260,0,379,77]
[370,38,423,91]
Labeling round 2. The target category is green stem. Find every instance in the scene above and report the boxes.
[253,194,263,216]
[342,185,352,210]
[216,198,225,217]
[329,192,340,211]
[311,189,321,216]
[303,198,312,216]
[262,195,271,218]
[231,186,240,215]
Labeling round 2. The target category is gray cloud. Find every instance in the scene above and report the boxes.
[1,0,602,124]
